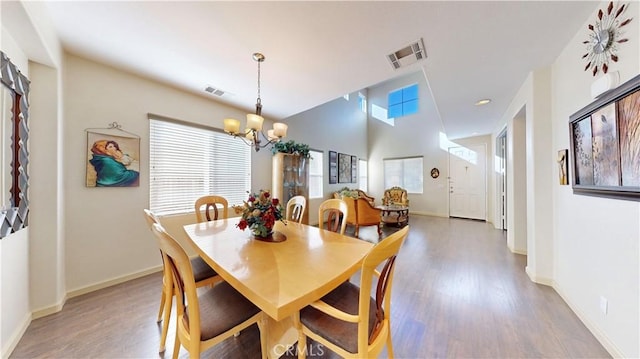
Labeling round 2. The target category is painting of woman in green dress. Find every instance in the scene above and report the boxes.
[86,134,139,187]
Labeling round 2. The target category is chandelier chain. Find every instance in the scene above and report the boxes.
[257,59,261,105]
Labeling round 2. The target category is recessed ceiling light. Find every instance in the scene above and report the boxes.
[475,99,491,106]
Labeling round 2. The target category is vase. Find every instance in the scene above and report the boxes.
[252,230,287,243]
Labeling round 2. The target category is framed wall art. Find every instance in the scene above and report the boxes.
[338,153,351,183]
[86,122,140,187]
[328,150,338,184]
[351,155,358,183]
[557,149,568,185]
[569,74,640,200]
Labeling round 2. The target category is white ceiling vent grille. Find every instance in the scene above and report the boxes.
[204,85,225,97]
[387,38,427,70]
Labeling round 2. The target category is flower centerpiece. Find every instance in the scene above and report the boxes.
[234,190,286,240]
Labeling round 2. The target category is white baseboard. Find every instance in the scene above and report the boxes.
[408,211,449,218]
[524,266,553,286]
[2,311,31,359]
[32,297,67,319]
[67,265,162,299]
[553,283,622,358]
[31,265,162,320]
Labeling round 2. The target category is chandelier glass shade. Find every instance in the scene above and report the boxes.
[223,53,287,151]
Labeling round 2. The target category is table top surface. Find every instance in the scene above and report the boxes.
[183,219,373,321]
[376,205,409,211]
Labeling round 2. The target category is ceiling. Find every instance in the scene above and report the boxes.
[38,1,598,139]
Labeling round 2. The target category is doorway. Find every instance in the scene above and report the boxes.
[448,144,487,220]
[497,129,507,230]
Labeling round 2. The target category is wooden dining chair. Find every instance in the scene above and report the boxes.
[194,195,229,222]
[294,225,410,359]
[318,198,348,235]
[150,222,268,359]
[286,195,307,223]
[142,209,221,353]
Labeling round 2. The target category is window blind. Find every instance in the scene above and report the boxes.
[383,156,423,194]
[149,118,251,215]
[308,150,323,199]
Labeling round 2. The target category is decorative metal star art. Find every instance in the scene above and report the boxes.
[582,1,633,77]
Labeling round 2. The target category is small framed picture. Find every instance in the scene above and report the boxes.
[329,151,338,184]
[351,155,357,183]
[557,149,568,185]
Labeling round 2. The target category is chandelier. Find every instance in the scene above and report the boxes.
[223,52,287,151]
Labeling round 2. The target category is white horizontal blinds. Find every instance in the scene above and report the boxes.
[383,156,423,194]
[149,118,251,215]
[308,150,323,199]
[358,160,368,192]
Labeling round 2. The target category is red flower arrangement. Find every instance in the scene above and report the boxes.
[234,190,285,237]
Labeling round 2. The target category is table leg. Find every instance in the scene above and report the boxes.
[266,316,298,359]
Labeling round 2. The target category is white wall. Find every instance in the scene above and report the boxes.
[282,90,368,224]
[63,53,274,295]
[368,70,450,217]
[494,1,639,356]
[550,2,639,356]
[1,15,34,359]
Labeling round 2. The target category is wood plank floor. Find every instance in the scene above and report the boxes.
[10,215,610,358]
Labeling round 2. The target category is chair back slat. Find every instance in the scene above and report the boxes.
[195,195,229,222]
[286,195,307,223]
[357,225,409,354]
[369,255,397,344]
[318,199,348,235]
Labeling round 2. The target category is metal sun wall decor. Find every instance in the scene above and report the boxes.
[582,1,633,76]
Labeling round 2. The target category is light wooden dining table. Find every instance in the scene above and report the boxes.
[183,218,374,357]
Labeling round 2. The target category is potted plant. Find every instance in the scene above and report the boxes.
[271,140,311,159]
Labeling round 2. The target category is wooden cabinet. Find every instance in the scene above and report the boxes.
[272,153,309,224]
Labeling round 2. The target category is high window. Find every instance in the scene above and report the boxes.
[308,150,323,199]
[383,156,423,194]
[388,84,418,118]
[149,117,251,215]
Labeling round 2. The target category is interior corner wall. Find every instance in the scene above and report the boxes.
[526,67,554,284]
[29,60,65,315]
[507,106,528,255]
[367,71,449,217]
[549,1,640,357]
[282,90,367,224]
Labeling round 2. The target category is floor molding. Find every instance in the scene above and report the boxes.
[67,265,162,299]
[2,311,31,359]
[553,283,622,358]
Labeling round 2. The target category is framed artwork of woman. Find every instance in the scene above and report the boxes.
[86,131,140,187]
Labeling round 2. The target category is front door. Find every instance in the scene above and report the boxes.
[449,144,487,220]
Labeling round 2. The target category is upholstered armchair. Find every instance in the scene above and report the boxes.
[383,186,409,207]
[342,197,382,238]
[333,187,376,206]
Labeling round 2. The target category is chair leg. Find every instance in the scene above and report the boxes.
[159,289,173,352]
[354,224,360,238]
[171,331,181,359]
[386,331,395,359]
[293,312,307,359]
[256,314,269,359]
[157,285,166,322]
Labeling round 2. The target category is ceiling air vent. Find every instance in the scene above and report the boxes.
[204,85,225,97]
[387,38,427,70]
